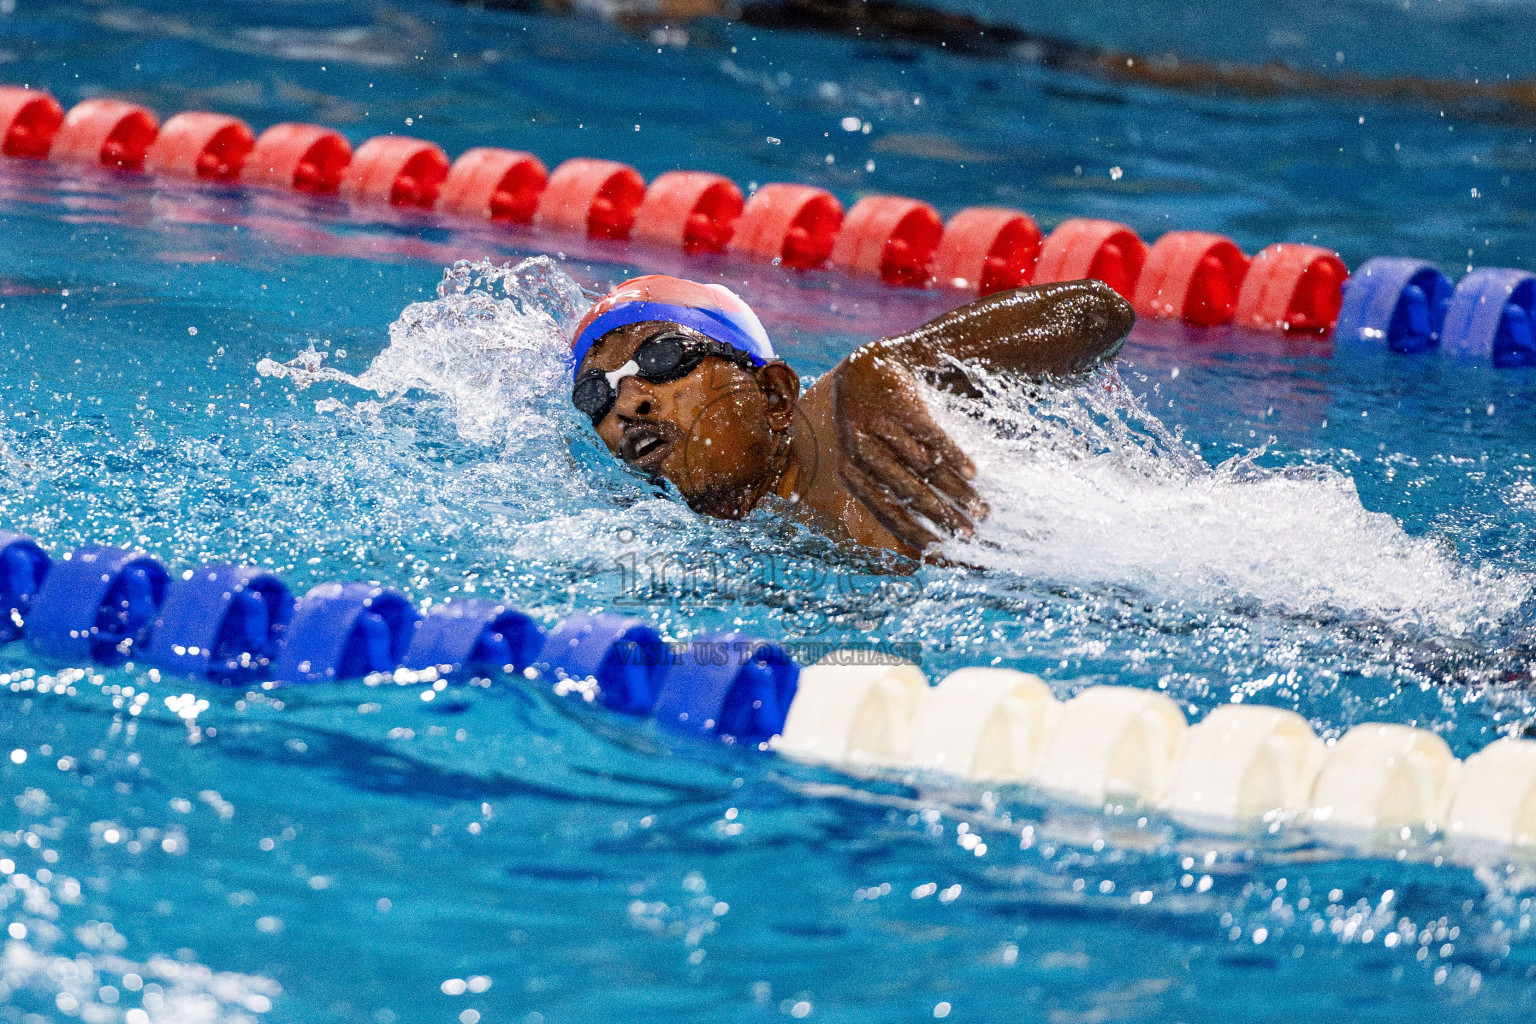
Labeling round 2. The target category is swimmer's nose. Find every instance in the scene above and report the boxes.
[611,377,659,421]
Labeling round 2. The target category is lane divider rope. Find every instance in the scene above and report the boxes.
[1,532,1531,848]
[2,85,1530,366]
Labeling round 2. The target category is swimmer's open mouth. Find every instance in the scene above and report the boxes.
[619,421,679,474]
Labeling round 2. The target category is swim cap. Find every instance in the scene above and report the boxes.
[571,275,776,369]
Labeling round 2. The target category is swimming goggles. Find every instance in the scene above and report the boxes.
[571,330,759,426]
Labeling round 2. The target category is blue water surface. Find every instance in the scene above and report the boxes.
[0,0,1534,1021]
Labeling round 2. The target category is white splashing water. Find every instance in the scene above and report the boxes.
[260,256,589,454]
[927,367,1529,635]
[257,256,633,520]
[264,258,1528,635]
[362,257,590,450]
[258,257,710,560]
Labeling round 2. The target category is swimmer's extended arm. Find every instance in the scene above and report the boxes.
[878,278,1135,381]
[810,280,1132,556]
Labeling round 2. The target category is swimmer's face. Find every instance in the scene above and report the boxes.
[575,321,799,519]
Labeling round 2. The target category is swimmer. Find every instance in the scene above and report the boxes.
[570,274,1133,558]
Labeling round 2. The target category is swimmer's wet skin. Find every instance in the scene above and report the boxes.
[571,275,1134,558]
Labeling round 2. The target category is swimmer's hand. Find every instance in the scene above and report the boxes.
[779,277,1127,560]
[829,346,989,555]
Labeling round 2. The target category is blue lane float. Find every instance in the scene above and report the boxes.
[403,600,545,677]
[25,545,169,664]
[272,582,418,684]
[1442,268,1536,368]
[651,632,800,745]
[145,565,295,685]
[0,533,50,644]
[17,531,1536,856]
[0,535,792,755]
[1334,257,1452,355]
[539,613,668,715]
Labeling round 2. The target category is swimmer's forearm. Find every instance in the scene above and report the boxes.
[877,279,1135,379]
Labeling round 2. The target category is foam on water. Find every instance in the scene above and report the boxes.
[927,368,1532,636]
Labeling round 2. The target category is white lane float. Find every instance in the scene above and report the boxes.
[775,659,929,766]
[1164,704,1326,822]
[1030,686,1188,805]
[771,650,1536,856]
[909,668,1061,781]
[1447,737,1536,846]
[1309,723,1461,831]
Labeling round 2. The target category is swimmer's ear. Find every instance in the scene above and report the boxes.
[757,361,799,432]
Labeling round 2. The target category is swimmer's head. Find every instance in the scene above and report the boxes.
[570,275,800,519]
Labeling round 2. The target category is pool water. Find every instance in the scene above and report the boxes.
[1,0,1535,1021]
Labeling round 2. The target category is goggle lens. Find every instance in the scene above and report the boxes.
[634,333,690,380]
[572,374,615,424]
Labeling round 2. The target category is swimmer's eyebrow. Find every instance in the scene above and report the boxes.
[583,327,633,366]
[640,322,706,344]
[594,323,669,352]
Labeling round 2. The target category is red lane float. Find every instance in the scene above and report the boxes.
[933,206,1042,295]
[633,171,744,254]
[729,183,843,271]
[246,123,352,194]
[535,158,646,241]
[143,111,254,181]
[50,99,159,171]
[1234,243,1348,333]
[1133,231,1250,327]
[0,82,1366,347]
[0,86,63,159]
[438,147,547,223]
[340,135,449,208]
[831,195,943,287]
[1034,219,1147,300]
